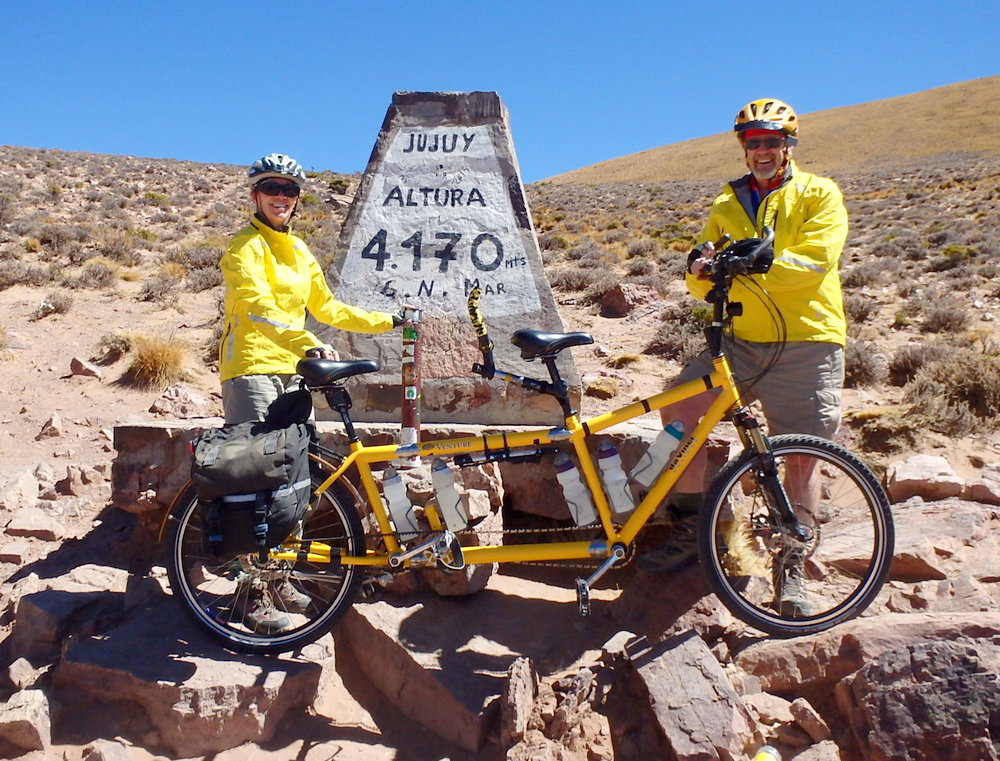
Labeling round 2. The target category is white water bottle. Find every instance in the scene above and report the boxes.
[431,458,468,531]
[554,453,597,526]
[631,420,685,488]
[597,442,634,519]
[382,466,419,538]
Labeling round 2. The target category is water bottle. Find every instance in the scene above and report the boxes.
[382,466,419,537]
[554,453,597,526]
[751,746,781,761]
[597,442,634,519]
[631,420,685,488]
[431,458,468,531]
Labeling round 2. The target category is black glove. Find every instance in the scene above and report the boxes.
[721,238,774,275]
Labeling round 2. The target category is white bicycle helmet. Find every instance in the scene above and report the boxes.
[247,153,307,188]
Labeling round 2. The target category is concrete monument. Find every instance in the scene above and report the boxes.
[318,91,579,425]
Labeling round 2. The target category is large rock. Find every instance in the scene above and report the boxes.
[733,611,1000,694]
[836,637,1000,761]
[0,469,39,512]
[53,598,322,757]
[0,689,50,751]
[885,454,964,502]
[626,631,761,760]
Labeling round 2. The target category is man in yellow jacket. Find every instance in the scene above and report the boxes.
[220,153,402,426]
[641,100,849,610]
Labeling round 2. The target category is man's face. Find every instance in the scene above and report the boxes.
[742,133,788,183]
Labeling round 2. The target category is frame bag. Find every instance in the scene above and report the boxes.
[190,418,312,556]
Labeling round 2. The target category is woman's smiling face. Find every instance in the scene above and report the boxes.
[252,178,299,228]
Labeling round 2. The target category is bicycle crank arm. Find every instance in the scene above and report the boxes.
[387,530,464,569]
[575,543,627,616]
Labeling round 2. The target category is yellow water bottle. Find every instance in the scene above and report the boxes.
[752,746,781,761]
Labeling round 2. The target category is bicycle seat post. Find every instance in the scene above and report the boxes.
[324,386,360,443]
[541,356,576,418]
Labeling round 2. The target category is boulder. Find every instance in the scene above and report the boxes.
[885,454,963,502]
[0,689,50,751]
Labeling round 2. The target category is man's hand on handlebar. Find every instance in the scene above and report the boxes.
[687,241,717,280]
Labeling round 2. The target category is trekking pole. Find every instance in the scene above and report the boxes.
[398,307,422,464]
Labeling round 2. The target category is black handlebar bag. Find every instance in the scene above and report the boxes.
[190,418,313,557]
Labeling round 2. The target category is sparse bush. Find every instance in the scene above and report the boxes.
[549,267,595,293]
[186,267,223,292]
[123,334,186,389]
[97,231,140,266]
[626,239,658,259]
[644,303,706,362]
[840,260,883,289]
[31,291,73,320]
[93,332,133,365]
[579,274,622,306]
[844,339,881,388]
[606,354,641,369]
[844,293,879,325]
[78,257,119,288]
[920,297,971,333]
[538,233,570,252]
[139,272,181,302]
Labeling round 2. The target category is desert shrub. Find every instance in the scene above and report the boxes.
[122,334,186,389]
[32,291,73,320]
[905,348,1000,435]
[565,238,611,265]
[139,272,181,302]
[92,332,133,365]
[97,231,141,266]
[920,297,971,333]
[78,258,118,289]
[840,260,883,289]
[538,233,570,252]
[626,258,655,277]
[887,342,951,386]
[186,267,222,292]
[626,239,658,259]
[549,267,596,293]
[328,176,350,194]
[579,274,622,306]
[0,261,51,289]
[606,354,641,369]
[644,303,706,362]
[844,339,881,388]
[0,195,14,226]
[844,293,879,324]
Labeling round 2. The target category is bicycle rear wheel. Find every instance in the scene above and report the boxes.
[699,434,893,637]
[164,476,365,654]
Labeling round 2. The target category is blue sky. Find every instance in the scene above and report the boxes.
[2,1,997,183]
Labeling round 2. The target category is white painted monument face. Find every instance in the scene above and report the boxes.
[317,92,579,425]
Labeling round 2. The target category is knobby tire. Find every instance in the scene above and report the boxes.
[698,434,894,637]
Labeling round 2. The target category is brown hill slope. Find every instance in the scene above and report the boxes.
[547,75,1000,183]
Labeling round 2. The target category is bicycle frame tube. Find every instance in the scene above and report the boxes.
[291,353,748,568]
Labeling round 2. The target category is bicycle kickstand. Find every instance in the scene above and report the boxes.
[575,543,627,616]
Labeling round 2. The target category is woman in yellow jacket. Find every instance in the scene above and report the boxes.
[220,153,402,425]
[641,100,849,603]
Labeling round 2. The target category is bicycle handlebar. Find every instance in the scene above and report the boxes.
[709,226,775,278]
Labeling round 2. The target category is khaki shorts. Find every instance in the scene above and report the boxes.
[221,374,298,425]
[674,338,844,438]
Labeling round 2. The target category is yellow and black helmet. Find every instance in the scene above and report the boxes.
[734,99,799,145]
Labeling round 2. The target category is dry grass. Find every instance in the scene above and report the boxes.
[122,334,187,389]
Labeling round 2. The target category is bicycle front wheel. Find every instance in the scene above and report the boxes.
[164,476,365,654]
[699,434,893,638]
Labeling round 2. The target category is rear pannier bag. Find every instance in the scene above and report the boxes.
[190,420,312,555]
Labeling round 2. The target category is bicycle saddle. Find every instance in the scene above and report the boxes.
[511,329,594,360]
[296,358,380,386]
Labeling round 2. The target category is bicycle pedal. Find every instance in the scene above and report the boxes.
[575,577,591,617]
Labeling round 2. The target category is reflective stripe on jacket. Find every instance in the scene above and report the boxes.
[687,161,848,346]
[219,217,394,381]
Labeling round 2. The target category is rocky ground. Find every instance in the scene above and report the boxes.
[2,145,1000,759]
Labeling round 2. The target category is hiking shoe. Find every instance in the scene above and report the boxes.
[637,511,699,573]
[773,557,814,617]
[235,585,291,635]
[271,578,310,614]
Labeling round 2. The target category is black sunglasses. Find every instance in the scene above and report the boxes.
[255,181,301,198]
[743,136,785,150]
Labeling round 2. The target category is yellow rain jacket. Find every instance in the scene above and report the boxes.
[219,217,394,381]
[688,161,848,346]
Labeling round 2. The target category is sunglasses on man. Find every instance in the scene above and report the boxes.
[743,136,786,150]
[255,181,301,198]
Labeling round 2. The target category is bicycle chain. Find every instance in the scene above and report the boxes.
[362,523,637,571]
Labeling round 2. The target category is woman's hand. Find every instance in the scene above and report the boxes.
[305,345,339,360]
